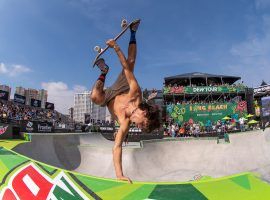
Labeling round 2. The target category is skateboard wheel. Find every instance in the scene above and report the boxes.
[94,46,101,52]
[121,19,128,28]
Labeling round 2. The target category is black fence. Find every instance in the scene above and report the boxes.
[0,118,75,139]
[99,125,164,142]
[20,121,54,133]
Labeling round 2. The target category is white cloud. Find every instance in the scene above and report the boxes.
[41,81,88,114]
[0,62,31,77]
[0,63,8,73]
[228,15,270,86]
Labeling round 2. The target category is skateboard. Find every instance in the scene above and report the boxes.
[92,19,140,67]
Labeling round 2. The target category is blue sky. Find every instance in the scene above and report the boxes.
[1,0,270,113]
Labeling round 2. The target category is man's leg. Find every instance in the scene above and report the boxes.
[127,20,140,72]
[90,58,109,105]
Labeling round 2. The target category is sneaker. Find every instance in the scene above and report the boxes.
[95,58,109,74]
[130,19,141,32]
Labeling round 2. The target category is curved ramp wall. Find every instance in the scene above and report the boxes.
[12,130,270,182]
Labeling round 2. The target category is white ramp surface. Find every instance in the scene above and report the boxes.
[13,130,270,182]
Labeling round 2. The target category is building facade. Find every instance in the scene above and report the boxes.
[73,91,110,123]
[38,89,48,109]
[15,87,48,108]
[15,86,25,96]
[73,92,91,123]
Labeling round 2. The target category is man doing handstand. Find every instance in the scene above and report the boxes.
[90,20,160,183]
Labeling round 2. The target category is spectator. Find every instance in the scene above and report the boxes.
[171,124,176,138]
[239,117,245,132]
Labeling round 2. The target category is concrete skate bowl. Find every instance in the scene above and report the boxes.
[0,130,270,199]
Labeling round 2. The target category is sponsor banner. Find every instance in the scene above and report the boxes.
[254,84,270,95]
[20,121,53,133]
[37,122,53,133]
[262,96,270,117]
[166,101,247,125]
[0,163,89,200]
[0,90,9,100]
[31,98,41,108]
[45,102,54,110]
[163,85,246,94]
[14,94,26,105]
[100,125,115,133]
[0,125,8,135]
[100,125,141,133]
[0,123,13,139]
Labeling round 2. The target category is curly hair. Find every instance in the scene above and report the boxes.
[138,102,161,133]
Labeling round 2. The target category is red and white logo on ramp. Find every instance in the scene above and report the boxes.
[0,126,8,135]
[0,163,89,200]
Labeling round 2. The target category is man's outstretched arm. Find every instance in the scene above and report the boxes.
[113,119,132,183]
[106,39,141,98]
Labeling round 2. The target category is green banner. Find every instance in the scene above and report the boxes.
[166,101,247,125]
[163,85,246,94]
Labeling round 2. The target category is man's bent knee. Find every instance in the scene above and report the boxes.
[90,93,104,105]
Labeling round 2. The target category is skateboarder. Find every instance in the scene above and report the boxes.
[90,20,160,183]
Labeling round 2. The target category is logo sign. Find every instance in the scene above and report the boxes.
[254,84,270,94]
[37,123,52,132]
[0,126,8,135]
[0,90,9,100]
[0,163,89,200]
[262,96,270,117]
[14,94,26,105]
[45,102,54,110]
[100,126,114,132]
[26,121,34,132]
[31,99,41,108]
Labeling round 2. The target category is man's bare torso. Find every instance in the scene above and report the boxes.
[107,92,141,124]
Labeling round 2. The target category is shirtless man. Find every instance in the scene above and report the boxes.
[90,20,160,183]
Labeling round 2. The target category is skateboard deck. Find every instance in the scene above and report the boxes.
[92,19,140,67]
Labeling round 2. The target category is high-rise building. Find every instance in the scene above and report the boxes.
[73,92,91,122]
[38,89,48,108]
[25,88,38,106]
[73,91,110,123]
[15,86,25,96]
[16,87,47,107]
[90,103,107,123]
[0,85,11,100]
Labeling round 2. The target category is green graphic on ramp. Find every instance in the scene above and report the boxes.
[1,141,270,200]
[148,184,207,200]
[230,175,251,190]
[123,185,156,200]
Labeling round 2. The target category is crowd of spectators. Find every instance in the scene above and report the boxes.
[164,95,242,106]
[164,82,247,88]
[164,117,260,138]
[0,99,62,124]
